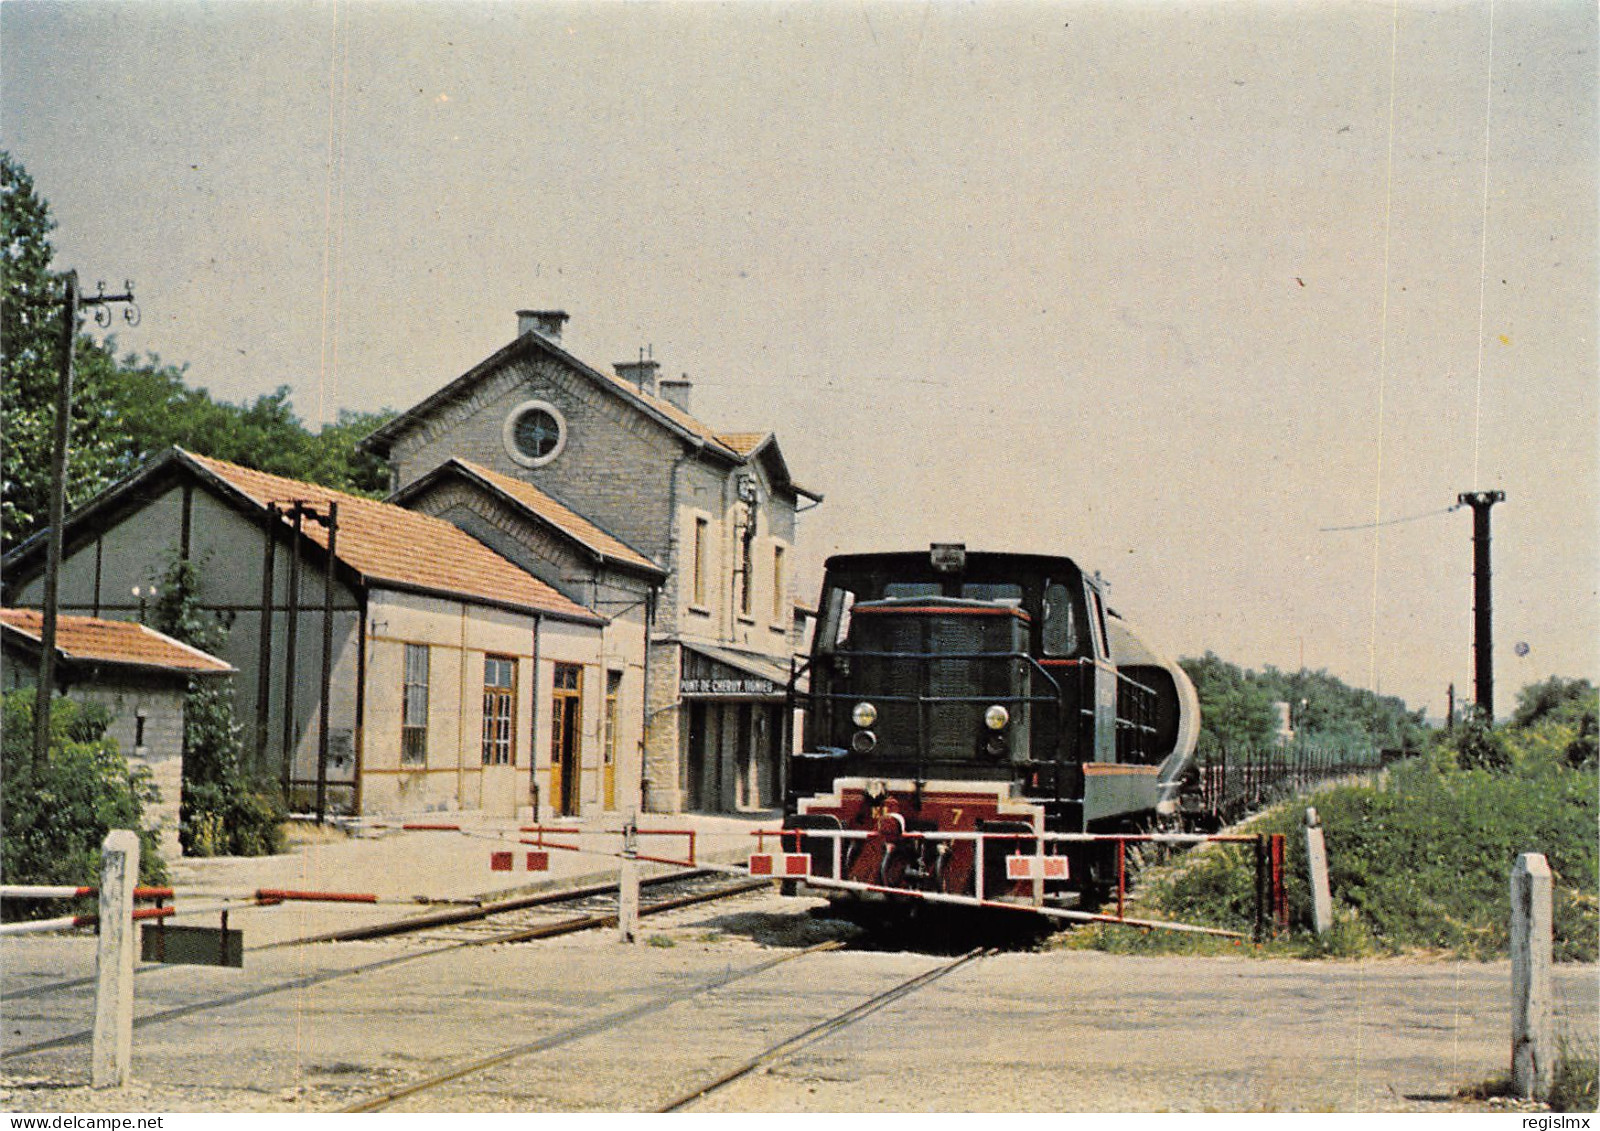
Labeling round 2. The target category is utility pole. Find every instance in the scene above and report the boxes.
[32,274,137,770]
[1457,490,1506,720]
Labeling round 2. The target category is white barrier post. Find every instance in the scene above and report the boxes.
[1304,807,1333,935]
[1510,852,1553,1100]
[92,829,139,1088]
[618,814,640,944]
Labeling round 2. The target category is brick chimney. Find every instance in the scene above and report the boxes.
[658,374,692,413]
[518,309,569,341]
[615,359,661,396]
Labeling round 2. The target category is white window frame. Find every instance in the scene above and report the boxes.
[503,399,568,468]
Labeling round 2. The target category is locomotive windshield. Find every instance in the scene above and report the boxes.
[814,554,1082,659]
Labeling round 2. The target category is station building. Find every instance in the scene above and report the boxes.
[4,307,822,823]
[361,309,822,815]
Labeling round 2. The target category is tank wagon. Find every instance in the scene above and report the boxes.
[780,544,1198,909]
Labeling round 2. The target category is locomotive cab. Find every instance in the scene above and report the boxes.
[781,546,1197,911]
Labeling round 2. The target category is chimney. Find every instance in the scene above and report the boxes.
[658,373,692,413]
[615,359,661,396]
[517,309,569,342]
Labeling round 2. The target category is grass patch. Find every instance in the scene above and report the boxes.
[1551,1040,1600,1113]
[1073,752,1597,961]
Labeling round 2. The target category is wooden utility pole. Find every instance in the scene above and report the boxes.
[32,274,136,769]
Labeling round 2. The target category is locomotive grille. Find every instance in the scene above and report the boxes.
[849,609,1021,762]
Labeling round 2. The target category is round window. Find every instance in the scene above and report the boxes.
[503,400,568,468]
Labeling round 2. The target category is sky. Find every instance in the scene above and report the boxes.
[3,0,1595,719]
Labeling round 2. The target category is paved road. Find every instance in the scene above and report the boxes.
[3,891,1595,1113]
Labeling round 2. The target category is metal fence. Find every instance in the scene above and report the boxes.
[1186,744,1386,828]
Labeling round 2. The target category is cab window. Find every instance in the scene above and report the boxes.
[1043,582,1080,656]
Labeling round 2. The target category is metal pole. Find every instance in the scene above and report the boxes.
[281,506,303,799]
[316,501,338,823]
[1458,491,1505,719]
[254,504,278,776]
[618,814,640,943]
[32,271,78,771]
[1253,835,1268,942]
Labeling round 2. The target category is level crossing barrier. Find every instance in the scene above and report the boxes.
[752,826,1289,939]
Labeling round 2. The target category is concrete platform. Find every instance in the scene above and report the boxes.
[160,809,781,947]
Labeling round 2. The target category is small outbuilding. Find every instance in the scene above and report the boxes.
[1,607,234,854]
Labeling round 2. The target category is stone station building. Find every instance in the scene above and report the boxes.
[362,310,822,814]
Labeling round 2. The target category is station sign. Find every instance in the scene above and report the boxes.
[679,676,775,697]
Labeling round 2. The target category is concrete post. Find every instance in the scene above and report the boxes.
[1304,807,1333,936]
[618,814,640,944]
[92,829,139,1088]
[1510,852,1553,1100]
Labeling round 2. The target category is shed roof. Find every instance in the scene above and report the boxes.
[184,451,603,624]
[1,608,234,676]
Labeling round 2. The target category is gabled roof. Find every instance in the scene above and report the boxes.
[717,431,821,503]
[182,452,604,624]
[357,328,822,504]
[360,330,744,463]
[1,608,234,677]
[2,449,603,626]
[718,433,769,457]
[389,458,666,580]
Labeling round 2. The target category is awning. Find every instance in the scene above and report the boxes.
[678,641,793,700]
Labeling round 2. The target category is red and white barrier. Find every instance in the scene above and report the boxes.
[748,853,811,878]
[1006,854,1069,882]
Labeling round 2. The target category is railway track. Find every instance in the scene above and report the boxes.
[1,870,765,1062]
[4,868,745,1003]
[342,944,995,1113]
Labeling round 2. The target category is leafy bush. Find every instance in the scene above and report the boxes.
[1092,738,1596,961]
[1,690,167,896]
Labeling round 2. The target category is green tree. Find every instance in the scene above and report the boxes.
[2,151,395,552]
[1509,677,1598,769]
[1,152,125,548]
[1178,651,1426,754]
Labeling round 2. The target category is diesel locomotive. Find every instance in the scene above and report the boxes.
[780,545,1199,909]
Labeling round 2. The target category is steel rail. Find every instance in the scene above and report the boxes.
[341,940,847,1113]
[658,946,996,1112]
[1,875,767,1060]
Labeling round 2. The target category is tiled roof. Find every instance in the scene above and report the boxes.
[594,365,741,458]
[184,452,602,624]
[448,460,663,575]
[717,432,770,457]
[1,608,234,675]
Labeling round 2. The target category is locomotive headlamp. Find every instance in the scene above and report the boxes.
[851,730,878,754]
[851,702,878,728]
[984,705,1010,731]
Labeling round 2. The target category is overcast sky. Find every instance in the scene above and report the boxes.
[4,0,1594,718]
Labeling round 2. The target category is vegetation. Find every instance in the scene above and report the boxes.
[1179,651,1425,755]
[1,151,393,553]
[1067,677,1598,962]
[0,690,167,895]
[148,557,285,857]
